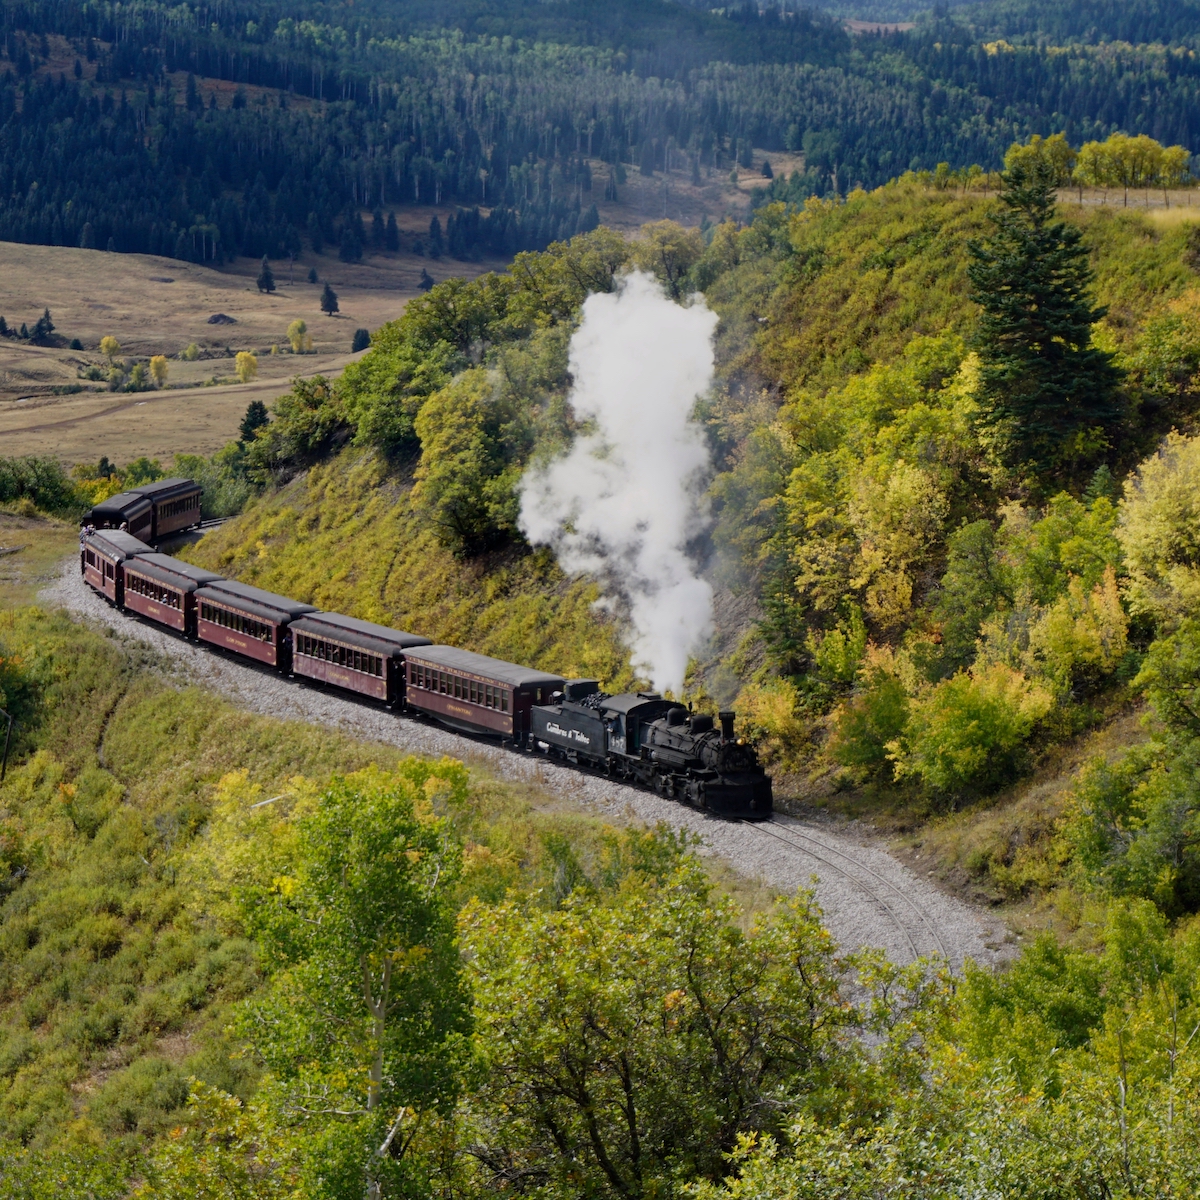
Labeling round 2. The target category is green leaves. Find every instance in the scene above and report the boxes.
[235,767,472,1197]
[461,860,854,1200]
[968,156,1123,487]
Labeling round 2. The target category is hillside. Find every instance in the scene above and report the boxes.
[180,170,1200,918]
[1,0,1200,275]
[7,158,1200,1196]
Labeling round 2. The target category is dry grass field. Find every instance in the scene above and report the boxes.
[0,241,499,465]
[0,114,784,468]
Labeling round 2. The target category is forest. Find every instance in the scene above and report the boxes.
[2,0,1200,261]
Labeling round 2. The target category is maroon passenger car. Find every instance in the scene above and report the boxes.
[133,478,204,541]
[194,580,316,670]
[290,612,432,705]
[404,645,565,742]
[85,491,154,543]
[80,529,153,604]
[120,553,225,635]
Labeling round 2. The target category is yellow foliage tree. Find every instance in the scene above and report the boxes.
[1026,566,1128,693]
[1118,431,1200,625]
[99,335,120,360]
[287,318,307,353]
[234,351,258,383]
[1004,132,1077,186]
[149,354,169,387]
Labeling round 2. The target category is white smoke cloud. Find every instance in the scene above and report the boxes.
[519,271,718,693]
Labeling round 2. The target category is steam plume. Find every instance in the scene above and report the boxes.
[519,271,717,692]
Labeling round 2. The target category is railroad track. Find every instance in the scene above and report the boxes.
[744,816,948,963]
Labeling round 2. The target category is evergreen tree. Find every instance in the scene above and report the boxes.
[371,208,385,248]
[968,156,1123,485]
[385,212,400,252]
[256,256,276,294]
[31,308,54,342]
[429,216,444,259]
[0,317,8,336]
[239,399,270,442]
[320,282,339,315]
[352,328,370,352]
[307,267,318,284]
[418,268,435,292]
[79,222,94,250]
[338,224,362,263]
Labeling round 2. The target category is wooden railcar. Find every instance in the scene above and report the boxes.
[404,645,564,742]
[120,553,225,635]
[132,478,203,540]
[80,529,153,604]
[290,613,432,705]
[194,580,317,670]
[84,491,154,543]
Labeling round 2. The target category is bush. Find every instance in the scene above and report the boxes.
[733,678,807,770]
[1118,431,1200,625]
[1026,566,1128,694]
[893,662,1052,799]
[0,456,84,517]
[1066,745,1200,915]
[830,661,909,778]
[174,446,255,519]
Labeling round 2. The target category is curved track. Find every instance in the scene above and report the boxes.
[41,559,1006,972]
[746,818,949,961]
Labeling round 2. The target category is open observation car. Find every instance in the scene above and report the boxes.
[84,492,154,544]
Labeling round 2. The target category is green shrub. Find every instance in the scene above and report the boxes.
[830,666,909,778]
[0,457,83,518]
[87,1058,190,1137]
[1118,430,1200,624]
[893,662,1052,799]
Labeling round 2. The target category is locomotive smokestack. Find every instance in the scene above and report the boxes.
[719,711,735,742]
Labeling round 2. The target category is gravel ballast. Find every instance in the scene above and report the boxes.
[43,561,1008,971]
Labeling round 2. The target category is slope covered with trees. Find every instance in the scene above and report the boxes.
[2,0,1200,262]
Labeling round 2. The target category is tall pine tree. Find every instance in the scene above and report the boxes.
[968,156,1122,487]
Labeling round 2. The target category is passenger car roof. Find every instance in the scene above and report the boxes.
[405,644,564,688]
[84,530,153,560]
[134,553,224,586]
[291,613,431,657]
[200,579,317,619]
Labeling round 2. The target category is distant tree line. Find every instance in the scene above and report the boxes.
[0,0,1199,263]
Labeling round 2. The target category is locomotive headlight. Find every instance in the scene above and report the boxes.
[737,738,745,745]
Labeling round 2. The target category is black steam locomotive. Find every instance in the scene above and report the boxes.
[80,492,773,822]
[530,681,773,819]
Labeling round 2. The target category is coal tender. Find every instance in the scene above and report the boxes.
[530,681,773,819]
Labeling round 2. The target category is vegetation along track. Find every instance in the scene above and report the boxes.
[42,558,1005,972]
[747,817,949,962]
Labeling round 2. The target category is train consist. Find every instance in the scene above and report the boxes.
[79,499,773,820]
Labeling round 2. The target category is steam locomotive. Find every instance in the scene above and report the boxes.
[530,681,773,817]
[80,494,773,821]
